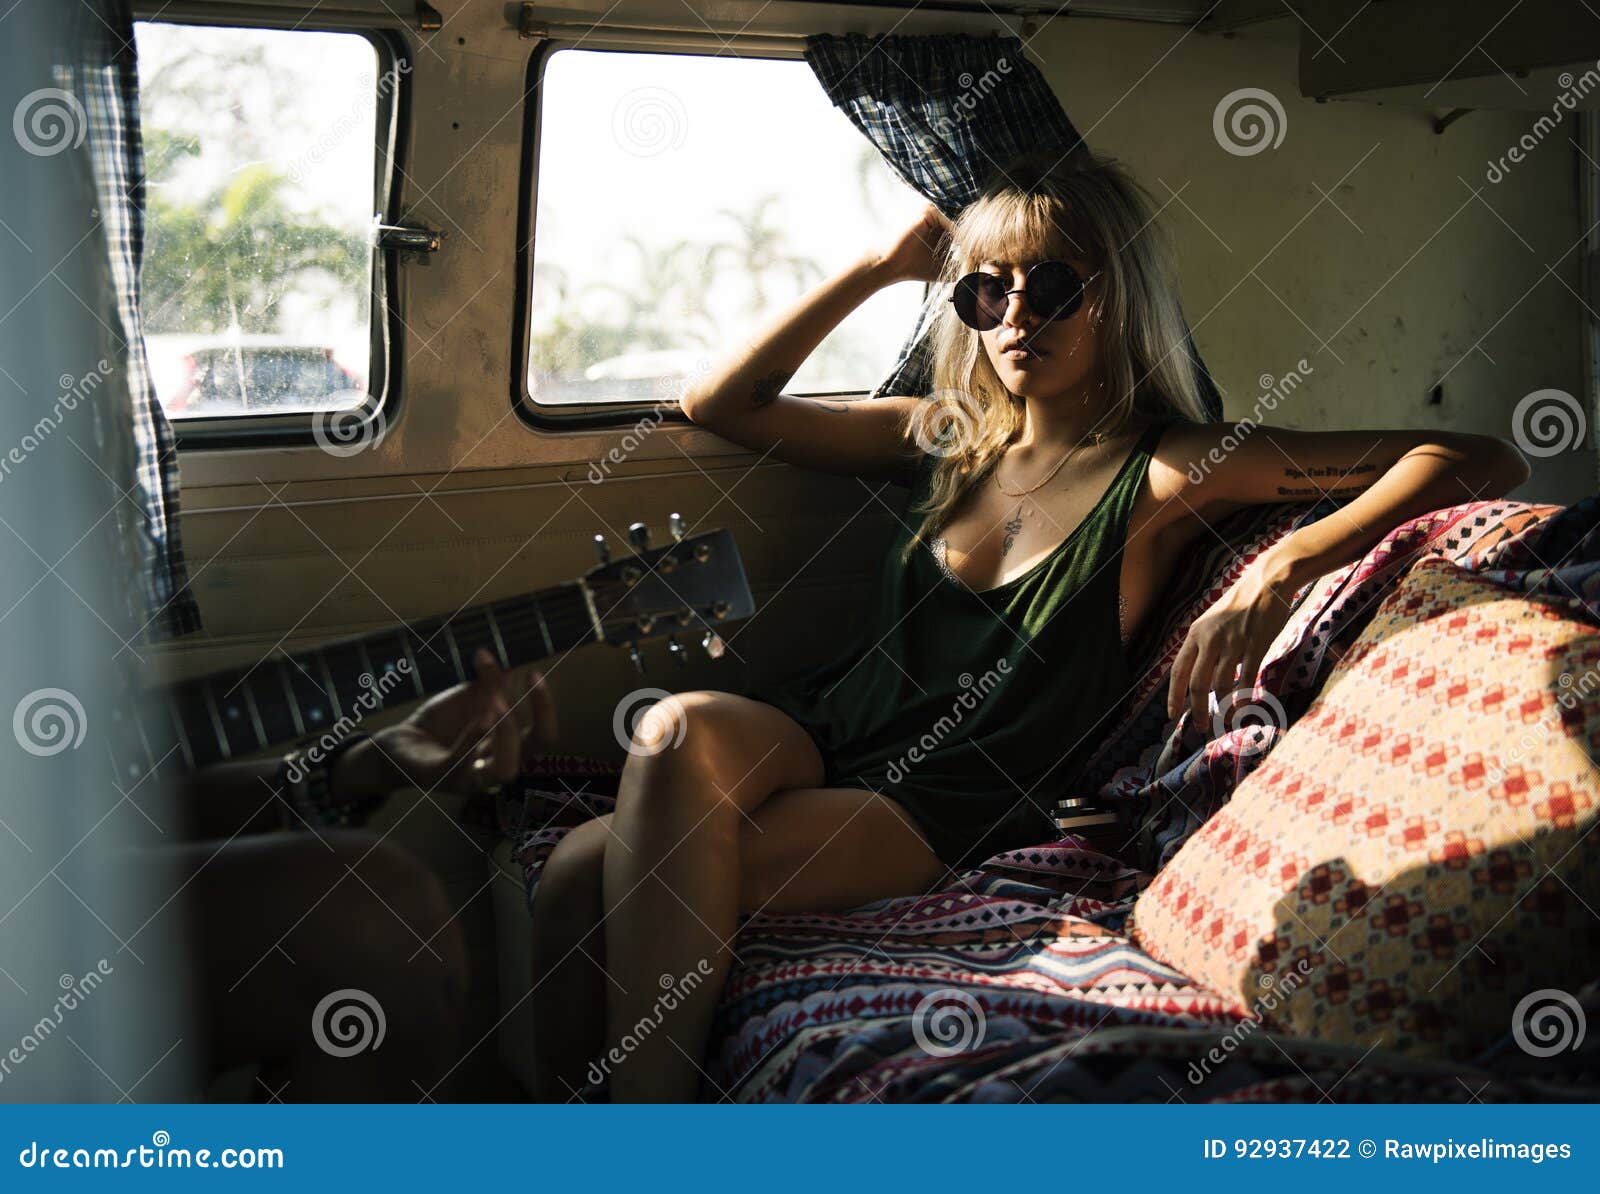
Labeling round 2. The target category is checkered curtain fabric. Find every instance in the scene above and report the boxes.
[804,32,1223,420]
[82,0,202,640]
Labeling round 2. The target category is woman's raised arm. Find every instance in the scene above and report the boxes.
[680,204,950,482]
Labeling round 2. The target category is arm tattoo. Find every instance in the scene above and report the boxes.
[750,370,793,410]
[808,399,849,413]
[1282,463,1378,482]
[1276,483,1373,499]
[1278,462,1379,500]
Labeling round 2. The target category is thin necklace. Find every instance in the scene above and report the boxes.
[993,430,1111,498]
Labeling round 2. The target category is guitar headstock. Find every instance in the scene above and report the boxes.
[583,518,753,659]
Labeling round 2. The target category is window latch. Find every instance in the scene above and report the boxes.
[374,222,443,254]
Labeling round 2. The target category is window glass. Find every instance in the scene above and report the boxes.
[134,24,380,419]
[528,49,928,406]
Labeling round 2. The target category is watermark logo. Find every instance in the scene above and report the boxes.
[0,960,113,1089]
[926,59,1016,140]
[883,658,1010,783]
[611,87,687,158]
[287,62,411,183]
[1511,388,1586,458]
[13,688,87,757]
[0,360,115,487]
[1187,958,1314,1085]
[1512,988,1586,1058]
[1213,88,1287,157]
[909,388,984,458]
[283,663,411,785]
[14,88,87,157]
[911,988,986,1057]
[1184,358,1315,487]
[584,961,714,1090]
[589,406,668,484]
[1487,60,1600,184]
[1210,686,1287,758]
[612,689,689,757]
[312,400,386,458]
[312,988,386,1057]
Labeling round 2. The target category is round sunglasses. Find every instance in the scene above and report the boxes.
[947,261,1098,332]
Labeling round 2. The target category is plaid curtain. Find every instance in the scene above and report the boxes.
[80,0,202,640]
[804,32,1223,421]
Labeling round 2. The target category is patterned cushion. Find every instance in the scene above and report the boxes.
[1129,558,1600,1058]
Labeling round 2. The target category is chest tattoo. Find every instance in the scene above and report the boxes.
[1001,509,1024,558]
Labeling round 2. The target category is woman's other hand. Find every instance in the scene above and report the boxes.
[334,649,558,800]
[874,202,952,284]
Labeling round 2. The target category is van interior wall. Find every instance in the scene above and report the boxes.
[156,7,1589,767]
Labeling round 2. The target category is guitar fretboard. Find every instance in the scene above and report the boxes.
[130,583,595,777]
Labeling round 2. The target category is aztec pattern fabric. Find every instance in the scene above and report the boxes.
[1084,496,1577,875]
[1128,556,1600,1059]
[82,0,202,640]
[802,33,1223,421]
[498,778,1599,1101]
[490,495,1600,1099]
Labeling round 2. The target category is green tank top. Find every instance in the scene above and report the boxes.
[755,415,1184,868]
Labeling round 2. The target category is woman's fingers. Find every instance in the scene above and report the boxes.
[1166,634,1198,721]
[524,668,558,754]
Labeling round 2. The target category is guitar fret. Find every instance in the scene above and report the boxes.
[485,606,510,669]
[131,706,156,780]
[278,657,306,739]
[533,595,554,656]
[443,623,466,683]
[400,633,426,700]
[315,650,341,722]
[200,679,232,762]
[240,678,269,753]
[165,692,195,770]
[135,528,746,780]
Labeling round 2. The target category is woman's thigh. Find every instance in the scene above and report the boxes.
[618,690,826,817]
[542,787,945,921]
[738,787,947,915]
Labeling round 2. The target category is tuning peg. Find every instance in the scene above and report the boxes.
[668,635,687,665]
[628,644,644,674]
[628,522,650,552]
[593,533,610,565]
[669,512,686,542]
[701,631,725,660]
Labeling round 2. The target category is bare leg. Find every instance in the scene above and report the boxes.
[598,692,945,1102]
[528,815,614,1101]
[529,780,945,1101]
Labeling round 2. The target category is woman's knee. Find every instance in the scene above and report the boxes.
[616,691,815,823]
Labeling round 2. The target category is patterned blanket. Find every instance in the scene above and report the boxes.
[497,495,1600,1102]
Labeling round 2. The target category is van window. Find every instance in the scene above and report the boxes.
[133,23,383,420]
[525,48,928,409]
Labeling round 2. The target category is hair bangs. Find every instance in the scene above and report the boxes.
[954,189,1100,275]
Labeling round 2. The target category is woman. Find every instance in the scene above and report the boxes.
[529,148,1528,1102]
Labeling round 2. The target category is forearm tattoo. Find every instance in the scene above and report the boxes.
[750,370,793,409]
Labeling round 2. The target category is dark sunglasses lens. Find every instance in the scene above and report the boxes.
[1028,262,1085,321]
[953,273,1007,330]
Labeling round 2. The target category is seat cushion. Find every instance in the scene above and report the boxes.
[1130,558,1600,1058]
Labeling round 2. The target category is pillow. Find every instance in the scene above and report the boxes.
[1129,557,1600,1058]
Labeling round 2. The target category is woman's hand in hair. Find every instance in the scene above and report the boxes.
[873,202,952,284]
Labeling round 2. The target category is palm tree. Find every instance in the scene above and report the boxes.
[709,195,823,313]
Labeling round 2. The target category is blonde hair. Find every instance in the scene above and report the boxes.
[907,147,1213,555]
